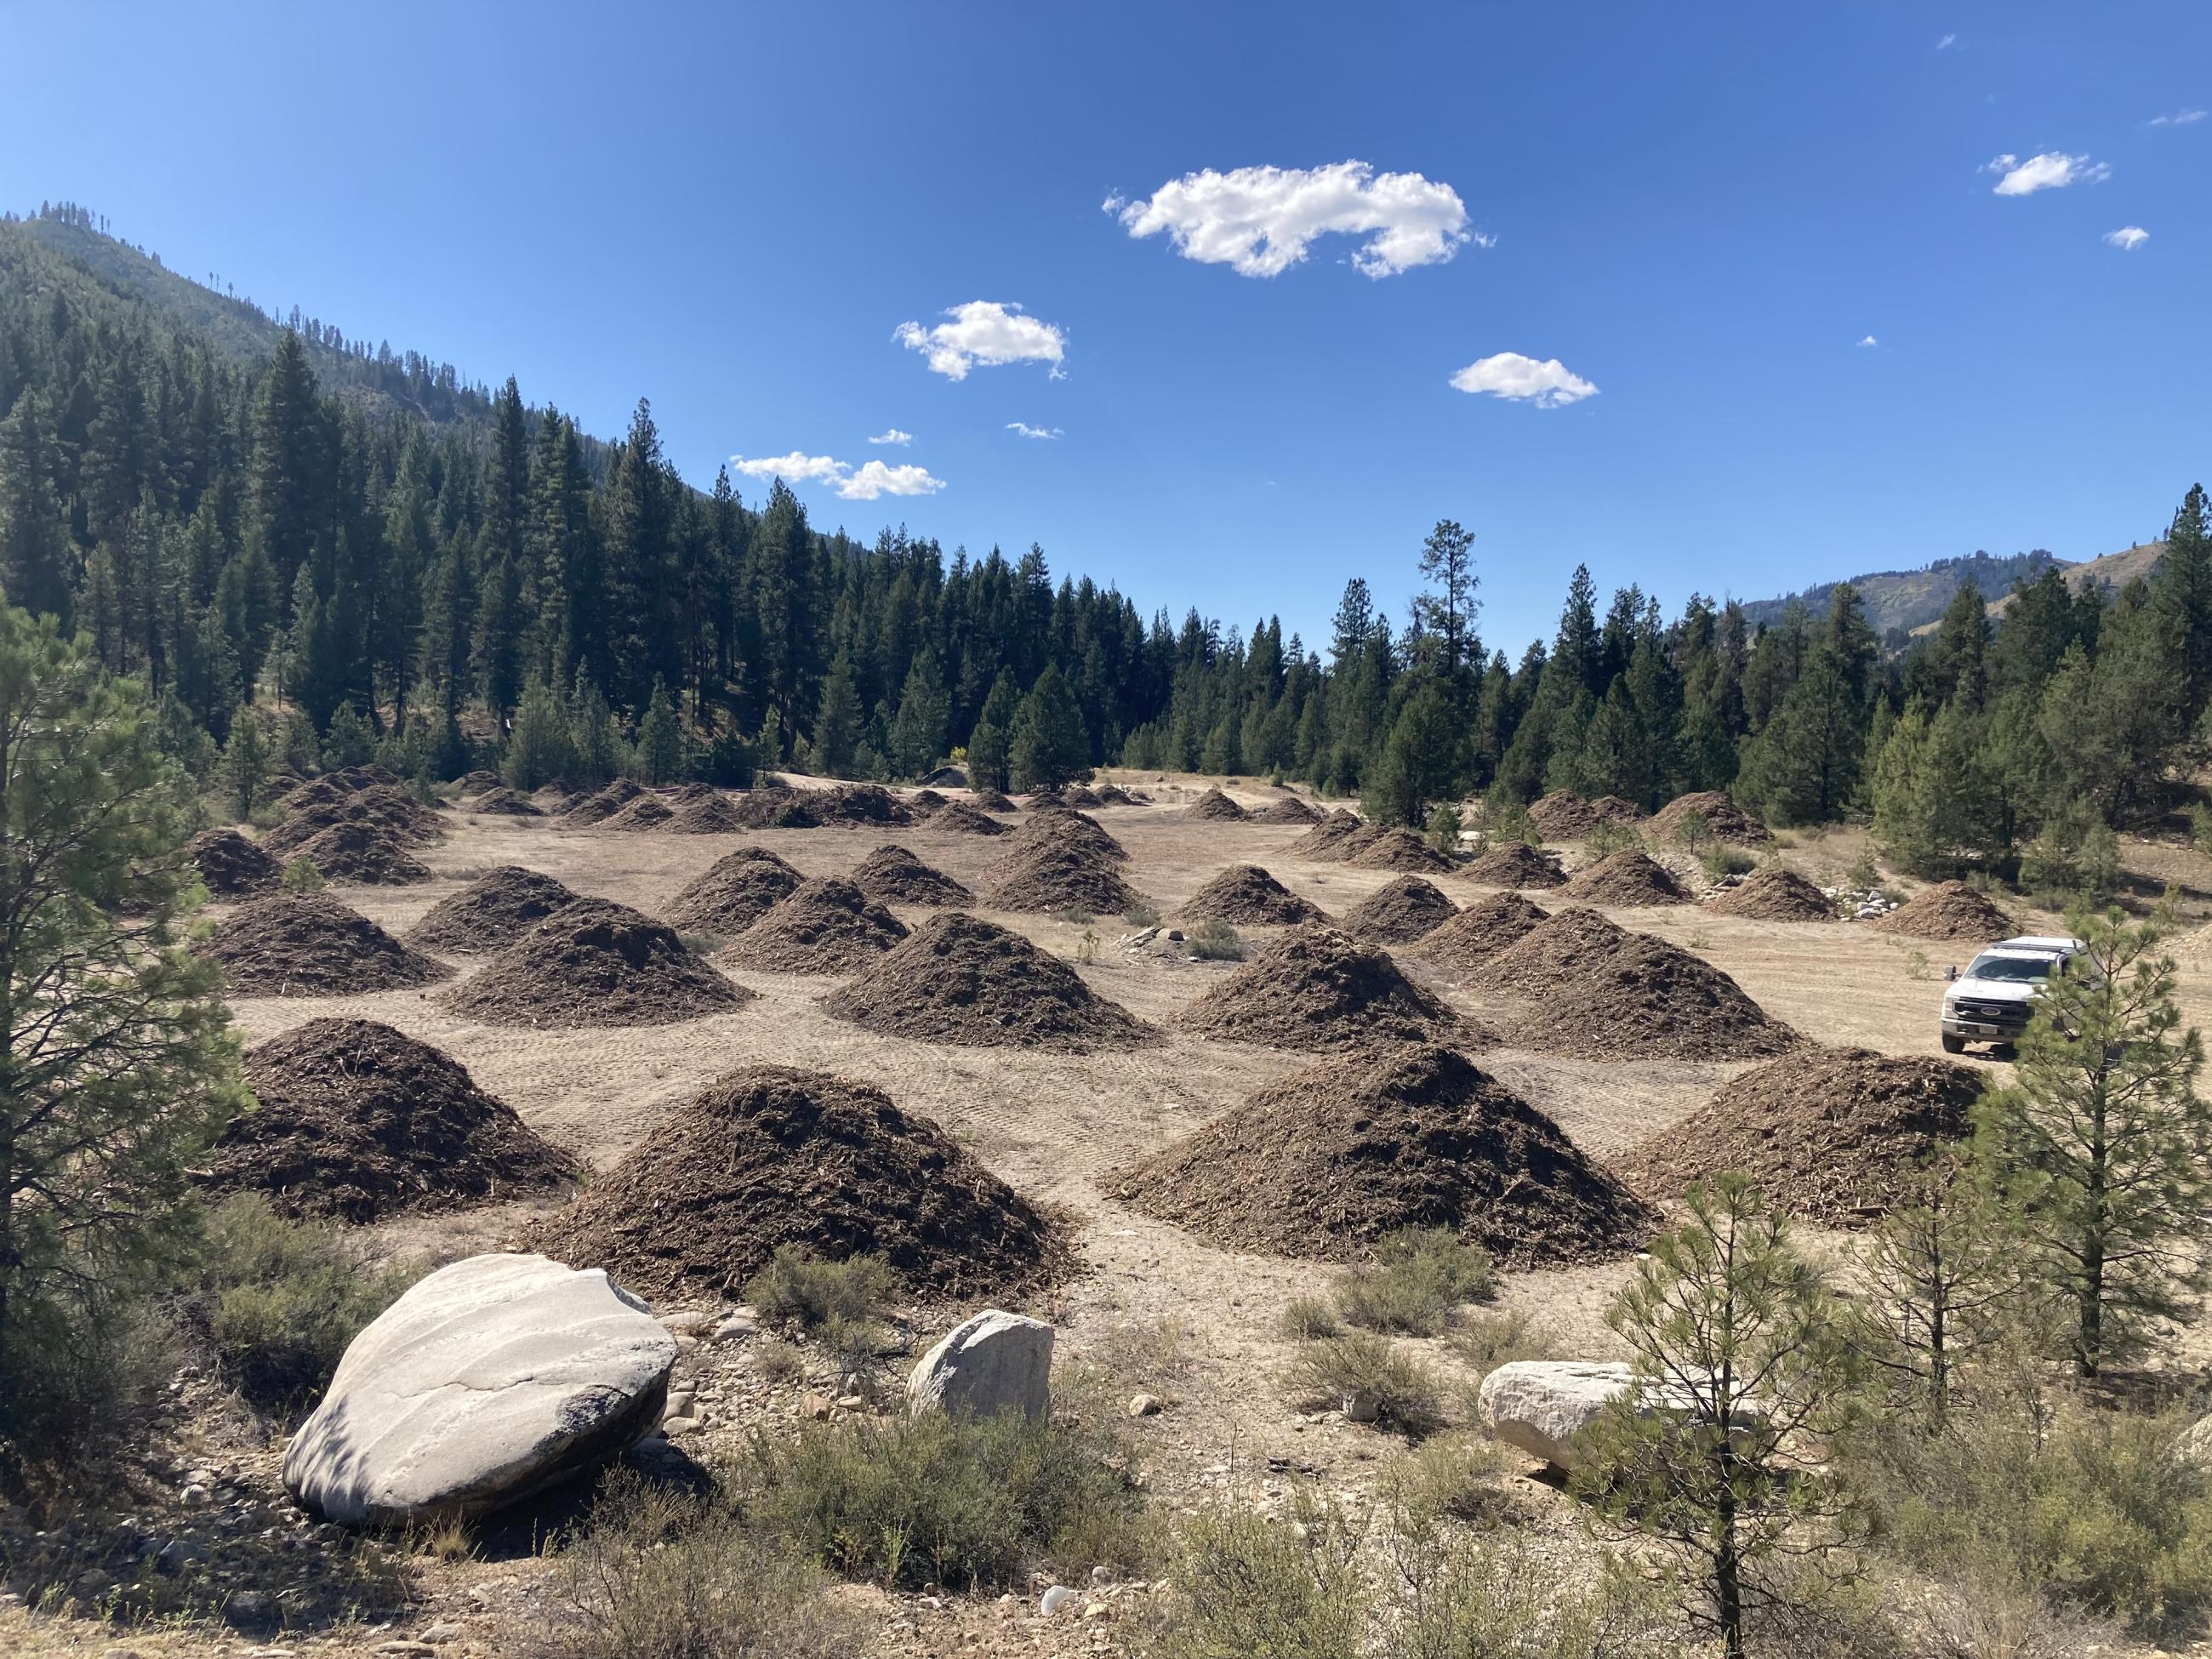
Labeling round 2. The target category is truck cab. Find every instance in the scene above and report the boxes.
[1939,935,2083,1055]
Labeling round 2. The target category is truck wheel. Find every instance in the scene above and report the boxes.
[1941,1033,1966,1054]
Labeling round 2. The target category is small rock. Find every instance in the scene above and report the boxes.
[712,1310,757,1342]
[1127,1393,1162,1417]
[419,1623,465,1642]
[1091,1565,1116,1586]
[1040,1585,1078,1616]
[180,1483,211,1508]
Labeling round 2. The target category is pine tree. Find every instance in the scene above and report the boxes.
[635,676,681,785]
[504,679,575,791]
[966,670,1018,790]
[1859,1153,2019,1428]
[218,704,269,818]
[1411,517,1479,684]
[0,391,74,627]
[568,671,619,787]
[887,644,949,778]
[2150,483,2212,723]
[246,331,326,596]
[812,650,864,778]
[1975,908,2212,1377]
[1361,681,1459,826]
[1009,664,1086,790]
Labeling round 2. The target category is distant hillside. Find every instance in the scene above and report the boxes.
[1741,549,2067,638]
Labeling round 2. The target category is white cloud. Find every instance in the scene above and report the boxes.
[728,450,946,501]
[1985,151,2109,195]
[1936,31,1957,48]
[867,428,913,446]
[2104,225,2150,250]
[1106,161,1482,279]
[893,300,1066,380]
[2150,109,2206,126]
[1856,334,1879,348]
[1006,422,1062,440]
[1449,352,1599,408]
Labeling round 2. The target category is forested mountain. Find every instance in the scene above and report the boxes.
[1741,548,2066,638]
[2,202,2208,891]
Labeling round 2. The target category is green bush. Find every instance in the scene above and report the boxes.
[1333,1227,1492,1336]
[1444,1306,1547,1380]
[186,1195,414,1410]
[0,1280,177,1508]
[1284,1331,1445,1437]
[535,1471,854,1659]
[279,855,326,893]
[1585,819,1645,859]
[1702,843,1754,881]
[1159,1504,1365,1659]
[738,1407,1152,1591]
[1426,801,1462,857]
[1187,919,1246,961]
[1121,902,1163,929]
[1280,1296,1340,1340]
[744,1246,894,1334]
[1379,1431,1519,1527]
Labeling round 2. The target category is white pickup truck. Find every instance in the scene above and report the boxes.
[1939,934,2083,1054]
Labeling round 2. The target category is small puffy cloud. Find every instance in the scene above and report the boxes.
[2150,109,2206,126]
[1936,31,1957,48]
[729,450,946,501]
[2104,225,2150,250]
[1106,161,1482,279]
[868,428,913,446]
[1449,352,1599,408]
[1856,334,1879,348]
[894,300,1066,380]
[1985,151,2109,195]
[1006,422,1062,440]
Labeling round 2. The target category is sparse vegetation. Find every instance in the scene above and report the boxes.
[1280,1295,1340,1340]
[279,853,326,892]
[1186,917,1246,961]
[1285,1330,1445,1436]
[1332,1226,1492,1336]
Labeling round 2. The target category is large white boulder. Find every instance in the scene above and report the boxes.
[907,1309,1052,1421]
[1476,1360,1638,1471]
[283,1252,676,1526]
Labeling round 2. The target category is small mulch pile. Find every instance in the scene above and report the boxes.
[187,829,282,898]
[1647,790,1770,847]
[1189,787,1247,821]
[824,912,1154,1052]
[812,784,915,827]
[1588,795,1645,824]
[996,808,1128,864]
[1173,923,1479,1054]
[730,787,822,830]
[1095,784,1138,807]
[1178,864,1325,926]
[1335,823,1391,861]
[906,790,949,819]
[1462,841,1567,889]
[264,782,445,856]
[1023,788,1066,811]
[1102,1045,1653,1267]
[1254,795,1323,825]
[466,787,542,817]
[722,878,909,974]
[668,794,747,833]
[288,821,434,886]
[1871,881,2015,943]
[970,788,1018,812]
[202,895,453,996]
[1062,785,1105,809]
[453,769,504,796]
[602,795,676,833]
[1528,791,1599,840]
[663,848,804,934]
[1618,1046,1987,1228]
[406,866,583,954]
[1474,907,1797,1061]
[1559,850,1690,907]
[1348,828,1457,873]
[981,839,1149,915]
[1707,867,1836,921]
[1340,876,1457,944]
[929,801,1008,837]
[1416,892,1551,971]
[558,779,644,827]
[448,898,751,1027]
[522,1064,1066,1299]
[849,845,973,908]
[208,1018,579,1222]
[1289,809,1367,858]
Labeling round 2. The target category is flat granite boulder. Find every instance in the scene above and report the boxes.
[283,1252,676,1526]
[1475,1360,1636,1471]
[908,1309,1053,1421]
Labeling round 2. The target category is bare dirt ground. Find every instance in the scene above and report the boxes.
[15,771,2212,1657]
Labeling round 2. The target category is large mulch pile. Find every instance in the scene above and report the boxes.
[466,787,543,817]
[202,895,453,996]
[602,795,675,833]
[1474,907,1797,1061]
[981,839,1148,915]
[1647,790,1771,847]
[1415,892,1552,971]
[1527,790,1599,840]
[1871,881,2015,943]
[1289,809,1367,858]
[970,788,1018,812]
[1102,1045,1653,1267]
[208,1018,579,1223]
[663,848,803,934]
[1462,841,1567,889]
[264,782,445,856]
[1254,795,1323,825]
[1189,787,1248,821]
[558,779,644,827]
[1178,864,1325,926]
[1618,1046,1987,1228]
[722,878,909,974]
[1559,850,1690,907]
[1348,828,1457,874]
[187,829,282,898]
[823,912,1154,1052]
[996,809,1127,864]
[1707,866,1836,921]
[447,898,751,1028]
[1335,823,1390,862]
[929,802,1006,837]
[1341,876,1457,944]
[1173,924,1479,1053]
[288,821,434,886]
[522,1064,1066,1300]
[730,787,822,830]
[668,794,747,834]
[406,866,583,954]
[849,845,973,908]
[1023,788,1066,811]
[812,784,915,827]
[905,790,949,819]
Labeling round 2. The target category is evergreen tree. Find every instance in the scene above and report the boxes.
[812,650,864,778]
[1008,664,1086,790]
[966,670,1018,790]
[887,644,949,778]
[217,704,268,818]
[1411,517,1479,685]
[1361,681,1459,826]
[245,331,325,596]
[635,676,681,785]
[2150,483,2212,724]
[0,392,73,626]
[504,678,575,791]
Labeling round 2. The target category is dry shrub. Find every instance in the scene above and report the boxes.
[1285,1331,1445,1437]
[1333,1227,1494,1337]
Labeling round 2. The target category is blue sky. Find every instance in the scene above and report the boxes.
[1,1,2204,653]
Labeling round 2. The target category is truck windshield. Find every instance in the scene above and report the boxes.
[1966,955,2055,983]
